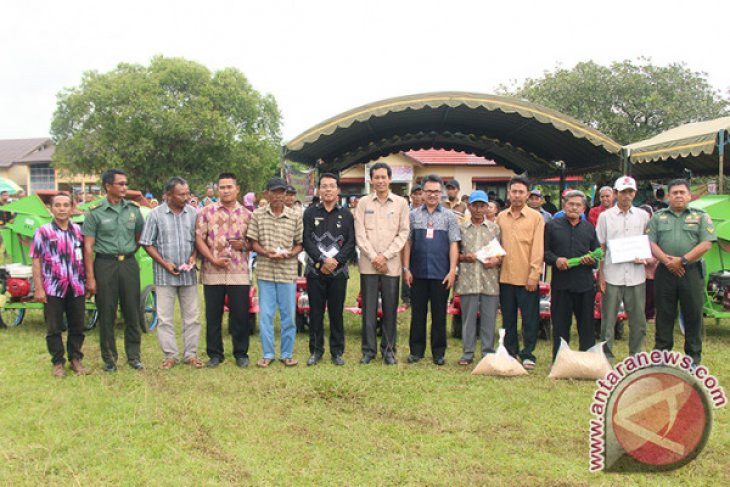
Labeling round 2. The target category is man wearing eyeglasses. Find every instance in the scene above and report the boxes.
[83,168,145,372]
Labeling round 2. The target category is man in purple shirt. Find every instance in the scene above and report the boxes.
[31,193,89,377]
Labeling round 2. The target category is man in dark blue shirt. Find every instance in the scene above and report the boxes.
[402,174,460,365]
[302,173,355,366]
[544,190,599,360]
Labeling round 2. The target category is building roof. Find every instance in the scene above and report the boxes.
[404,148,495,166]
[284,91,621,177]
[0,138,53,168]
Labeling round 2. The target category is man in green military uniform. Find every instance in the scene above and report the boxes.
[83,169,145,372]
[647,179,715,366]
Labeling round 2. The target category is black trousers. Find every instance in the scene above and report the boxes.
[361,274,399,358]
[409,278,449,359]
[499,283,539,362]
[45,292,86,365]
[655,264,704,364]
[551,288,596,360]
[204,284,250,360]
[307,276,347,357]
[94,257,141,365]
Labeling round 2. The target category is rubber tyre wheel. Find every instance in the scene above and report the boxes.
[140,286,158,333]
[538,319,551,340]
[0,307,25,328]
[84,309,99,331]
[295,313,308,333]
[451,315,462,339]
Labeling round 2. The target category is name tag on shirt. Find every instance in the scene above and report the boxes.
[426,227,434,239]
[75,247,83,261]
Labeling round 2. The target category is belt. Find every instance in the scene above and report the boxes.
[96,252,135,261]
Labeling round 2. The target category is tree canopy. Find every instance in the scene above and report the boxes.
[499,58,729,145]
[51,56,282,195]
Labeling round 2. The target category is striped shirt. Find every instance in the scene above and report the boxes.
[30,221,85,298]
[139,202,198,286]
[195,201,252,285]
[248,205,303,283]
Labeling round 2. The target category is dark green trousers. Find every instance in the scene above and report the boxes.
[94,257,142,364]
[654,264,704,364]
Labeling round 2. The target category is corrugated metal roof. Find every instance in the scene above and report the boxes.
[0,138,52,167]
[284,92,621,177]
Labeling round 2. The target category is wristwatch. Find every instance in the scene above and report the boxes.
[402,267,410,273]
[681,256,689,266]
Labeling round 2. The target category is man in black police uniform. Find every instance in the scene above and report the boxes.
[83,169,145,371]
[647,179,715,366]
[302,173,355,366]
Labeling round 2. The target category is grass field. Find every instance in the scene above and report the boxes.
[1,267,728,486]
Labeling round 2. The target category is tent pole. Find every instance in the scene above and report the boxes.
[719,130,726,195]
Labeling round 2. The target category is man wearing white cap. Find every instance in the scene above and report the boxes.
[596,176,651,362]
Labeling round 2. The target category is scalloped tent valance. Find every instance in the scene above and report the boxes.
[627,117,730,179]
[284,92,622,177]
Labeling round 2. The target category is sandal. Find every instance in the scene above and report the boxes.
[281,358,299,367]
[184,356,204,369]
[458,359,473,366]
[160,358,177,370]
[256,358,274,368]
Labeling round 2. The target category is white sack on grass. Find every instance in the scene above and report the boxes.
[472,328,528,377]
[548,338,612,380]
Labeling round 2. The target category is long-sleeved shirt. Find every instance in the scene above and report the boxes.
[302,203,355,279]
[544,217,599,292]
[354,191,410,277]
[496,206,545,285]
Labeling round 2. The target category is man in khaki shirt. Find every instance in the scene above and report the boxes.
[354,162,410,364]
[496,175,545,370]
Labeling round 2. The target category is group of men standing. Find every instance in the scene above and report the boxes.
[32,164,714,376]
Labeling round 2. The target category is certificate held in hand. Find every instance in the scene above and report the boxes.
[606,235,652,264]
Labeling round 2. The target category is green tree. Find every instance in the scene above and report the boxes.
[499,58,728,145]
[51,56,282,195]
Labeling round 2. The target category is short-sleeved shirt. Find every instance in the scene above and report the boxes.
[82,198,144,255]
[647,207,716,257]
[596,206,649,286]
[195,201,252,286]
[496,206,545,285]
[408,204,460,280]
[248,205,303,283]
[30,221,85,298]
[139,202,198,286]
[456,219,500,296]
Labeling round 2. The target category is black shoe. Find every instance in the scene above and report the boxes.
[433,356,445,366]
[103,362,117,373]
[407,354,422,364]
[384,354,397,365]
[360,355,374,365]
[235,357,249,368]
[306,354,322,366]
[332,355,345,366]
[129,359,144,370]
[206,357,224,368]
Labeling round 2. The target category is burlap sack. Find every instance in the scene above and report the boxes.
[472,328,528,377]
[548,338,612,380]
